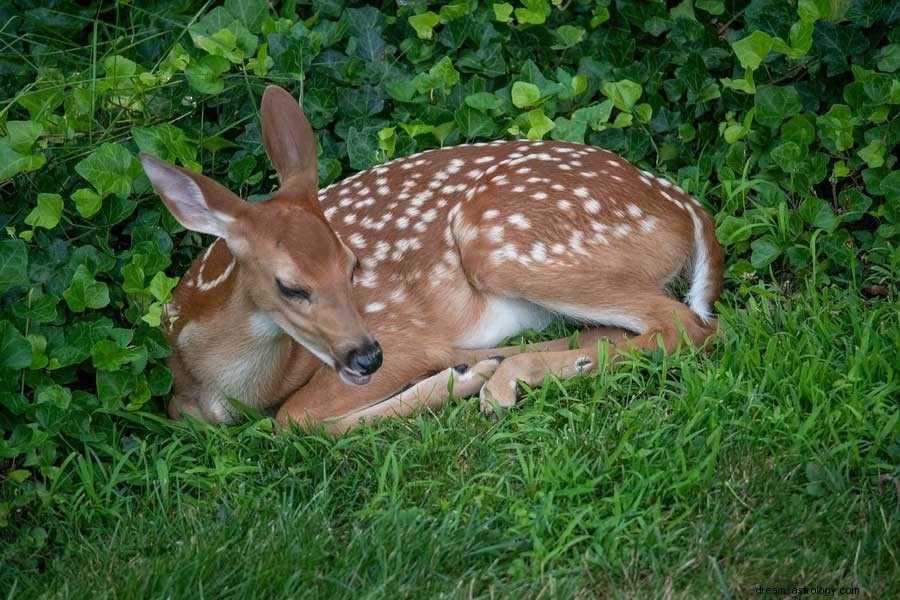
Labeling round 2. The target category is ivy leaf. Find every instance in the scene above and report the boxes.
[455,104,496,138]
[24,193,63,230]
[770,142,803,173]
[185,55,231,95]
[74,143,142,199]
[6,121,43,153]
[96,370,135,409]
[511,81,541,108]
[799,197,838,231]
[600,79,642,111]
[409,12,440,40]
[551,117,586,143]
[877,44,900,72]
[515,0,551,24]
[754,85,802,129]
[64,265,110,313]
[0,139,46,181]
[465,92,502,111]
[133,124,198,168]
[91,340,142,371]
[750,236,782,269]
[732,30,774,70]
[71,188,102,218]
[0,239,28,293]
[0,321,32,370]
[816,104,856,151]
[880,171,900,203]
[224,0,268,33]
[857,139,885,169]
[813,23,870,76]
[525,109,555,139]
[493,2,514,22]
[552,25,584,50]
[148,272,179,303]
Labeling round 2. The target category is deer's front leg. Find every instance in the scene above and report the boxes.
[276,355,503,433]
[322,357,503,434]
[479,349,600,414]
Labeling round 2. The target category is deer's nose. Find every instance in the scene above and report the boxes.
[345,340,383,375]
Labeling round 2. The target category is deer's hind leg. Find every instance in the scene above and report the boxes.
[478,295,717,413]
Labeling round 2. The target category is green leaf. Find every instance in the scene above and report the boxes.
[550,117,586,143]
[224,0,268,32]
[133,124,198,168]
[857,139,885,169]
[6,121,43,153]
[798,197,838,230]
[0,239,28,293]
[511,81,541,108]
[770,142,803,173]
[552,25,584,50]
[465,92,502,112]
[732,31,774,71]
[695,0,724,15]
[74,143,142,199]
[71,188,102,218]
[515,0,551,24]
[185,55,231,95]
[149,272,178,304]
[409,11,440,40]
[750,236,782,269]
[0,321,32,370]
[64,265,110,313]
[881,171,900,203]
[456,105,496,138]
[600,79,642,111]
[0,139,46,181]
[525,109,554,139]
[754,85,802,129]
[96,370,135,409]
[493,2,514,22]
[816,104,856,152]
[877,44,900,73]
[91,340,142,371]
[24,193,63,230]
[572,101,613,129]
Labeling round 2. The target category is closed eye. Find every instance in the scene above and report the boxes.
[276,278,311,302]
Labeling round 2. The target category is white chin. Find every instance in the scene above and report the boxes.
[339,367,371,386]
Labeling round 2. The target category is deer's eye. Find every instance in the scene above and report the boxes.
[276,278,311,302]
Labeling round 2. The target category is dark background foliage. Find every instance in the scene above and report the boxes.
[0,0,898,556]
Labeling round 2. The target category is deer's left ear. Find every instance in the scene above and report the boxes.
[260,85,318,200]
[140,153,247,238]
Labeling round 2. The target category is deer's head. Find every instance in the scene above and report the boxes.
[140,86,383,385]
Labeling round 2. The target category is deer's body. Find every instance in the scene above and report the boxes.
[145,86,723,431]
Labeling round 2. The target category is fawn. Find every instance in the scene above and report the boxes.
[140,85,723,432]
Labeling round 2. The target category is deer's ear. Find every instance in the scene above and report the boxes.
[260,85,318,198]
[140,153,246,238]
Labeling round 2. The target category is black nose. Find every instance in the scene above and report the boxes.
[345,341,383,375]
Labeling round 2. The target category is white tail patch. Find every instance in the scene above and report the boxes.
[684,206,713,323]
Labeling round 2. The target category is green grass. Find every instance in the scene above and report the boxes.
[3,281,899,599]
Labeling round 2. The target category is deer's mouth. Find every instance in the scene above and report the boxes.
[338,366,371,386]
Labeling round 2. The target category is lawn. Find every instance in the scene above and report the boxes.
[3,281,899,598]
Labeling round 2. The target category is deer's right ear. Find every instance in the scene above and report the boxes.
[260,85,318,199]
[140,153,245,238]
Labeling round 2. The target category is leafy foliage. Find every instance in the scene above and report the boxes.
[0,0,898,538]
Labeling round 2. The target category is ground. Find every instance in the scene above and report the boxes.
[2,281,899,599]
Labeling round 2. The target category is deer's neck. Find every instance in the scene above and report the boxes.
[197,268,319,411]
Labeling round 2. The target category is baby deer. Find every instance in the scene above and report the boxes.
[140,85,723,431]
